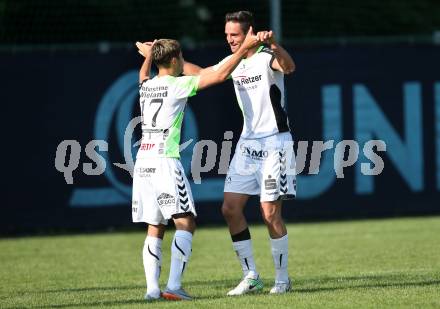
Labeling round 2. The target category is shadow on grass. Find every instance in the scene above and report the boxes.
[40,279,239,294]
[294,274,440,293]
[6,274,440,308]
[43,284,143,293]
[26,287,230,309]
[22,274,427,294]
[14,299,149,309]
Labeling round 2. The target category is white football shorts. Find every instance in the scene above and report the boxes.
[224,132,296,202]
[132,157,196,225]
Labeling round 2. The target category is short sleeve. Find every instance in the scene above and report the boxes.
[173,76,200,99]
[259,46,276,70]
[139,78,148,89]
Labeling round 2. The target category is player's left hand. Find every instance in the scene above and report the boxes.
[257,31,275,45]
[136,40,157,57]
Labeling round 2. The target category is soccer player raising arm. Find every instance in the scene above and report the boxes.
[132,27,260,301]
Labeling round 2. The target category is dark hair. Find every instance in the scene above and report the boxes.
[152,39,181,67]
[225,11,254,34]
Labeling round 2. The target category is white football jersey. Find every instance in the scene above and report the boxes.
[215,45,290,139]
[137,75,199,158]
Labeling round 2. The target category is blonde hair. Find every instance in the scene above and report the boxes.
[152,39,181,68]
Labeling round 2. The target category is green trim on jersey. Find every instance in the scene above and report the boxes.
[165,111,184,158]
[181,76,199,97]
[159,76,198,158]
[167,75,199,97]
[256,45,265,53]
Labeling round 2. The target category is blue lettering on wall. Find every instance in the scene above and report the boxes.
[354,82,423,194]
[297,85,342,199]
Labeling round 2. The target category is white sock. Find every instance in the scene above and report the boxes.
[232,239,258,278]
[167,230,193,290]
[143,236,162,297]
[270,234,289,283]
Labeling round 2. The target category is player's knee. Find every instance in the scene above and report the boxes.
[147,224,166,238]
[221,202,239,219]
[262,208,281,226]
[173,213,196,232]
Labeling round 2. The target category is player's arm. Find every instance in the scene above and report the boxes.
[183,61,214,76]
[257,31,295,74]
[197,27,259,90]
[136,41,156,83]
[271,43,295,74]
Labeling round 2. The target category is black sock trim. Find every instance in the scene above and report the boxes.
[182,261,186,274]
[174,239,186,256]
[244,257,249,270]
[172,212,193,219]
[231,227,251,242]
[147,245,160,261]
[279,254,283,267]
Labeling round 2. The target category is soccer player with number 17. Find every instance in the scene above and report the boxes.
[132,29,260,301]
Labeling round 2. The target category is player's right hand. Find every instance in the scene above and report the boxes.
[136,40,157,57]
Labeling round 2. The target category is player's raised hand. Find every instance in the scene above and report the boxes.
[136,40,157,57]
[257,30,275,45]
[241,26,260,50]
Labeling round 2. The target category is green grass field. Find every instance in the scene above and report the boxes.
[1,216,439,308]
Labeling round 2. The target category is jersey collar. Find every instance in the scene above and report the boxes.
[243,44,265,60]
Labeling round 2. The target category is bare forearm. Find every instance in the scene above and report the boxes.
[197,48,246,90]
[271,43,295,73]
[183,61,214,76]
[215,48,247,80]
[139,54,153,83]
[183,61,202,75]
